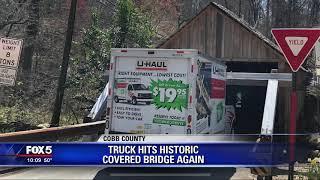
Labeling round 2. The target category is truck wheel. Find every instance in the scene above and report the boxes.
[114,96,119,103]
[146,102,151,105]
[131,97,137,105]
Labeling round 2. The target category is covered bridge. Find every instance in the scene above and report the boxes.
[158,2,309,134]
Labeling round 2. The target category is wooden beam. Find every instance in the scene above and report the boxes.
[216,58,280,62]
[227,80,291,87]
[0,121,105,142]
[227,72,292,81]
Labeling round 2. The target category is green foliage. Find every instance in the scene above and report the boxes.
[299,158,320,179]
[82,11,111,74]
[69,10,110,91]
[67,11,110,119]
[110,0,155,48]
[0,106,40,133]
[67,1,155,118]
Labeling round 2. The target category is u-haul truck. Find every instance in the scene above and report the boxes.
[105,48,226,134]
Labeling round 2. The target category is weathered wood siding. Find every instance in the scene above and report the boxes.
[159,6,283,62]
[158,3,308,133]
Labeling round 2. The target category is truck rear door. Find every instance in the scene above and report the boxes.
[108,49,196,134]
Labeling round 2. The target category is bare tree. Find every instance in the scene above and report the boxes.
[248,0,262,27]
[21,0,40,90]
[265,0,270,36]
[308,0,320,26]
[0,0,29,35]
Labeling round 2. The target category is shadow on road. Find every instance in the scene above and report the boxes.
[94,167,236,180]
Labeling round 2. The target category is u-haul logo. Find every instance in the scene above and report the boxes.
[26,146,52,155]
[136,60,168,71]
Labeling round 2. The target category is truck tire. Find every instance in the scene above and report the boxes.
[131,97,137,105]
[146,102,151,105]
[114,96,119,103]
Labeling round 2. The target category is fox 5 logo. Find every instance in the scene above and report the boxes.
[26,146,52,155]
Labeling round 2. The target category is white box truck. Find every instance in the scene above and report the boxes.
[105,48,226,134]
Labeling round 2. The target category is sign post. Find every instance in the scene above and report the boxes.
[0,37,23,86]
[315,39,320,78]
[272,29,320,180]
[288,72,297,180]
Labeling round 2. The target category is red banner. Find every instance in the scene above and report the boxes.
[210,79,225,99]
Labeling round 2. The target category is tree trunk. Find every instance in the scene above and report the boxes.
[309,0,320,26]
[180,0,192,23]
[21,0,40,88]
[271,0,287,28]
[287,0,298,27]
[224,0,229,9]
[51,0,78,127]
[238,0,241,17]
[265,0,270,37]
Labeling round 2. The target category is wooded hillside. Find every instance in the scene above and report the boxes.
[0,0,319,132]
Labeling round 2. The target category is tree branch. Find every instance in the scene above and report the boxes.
[5,23,14,37]
[0,18,28,30]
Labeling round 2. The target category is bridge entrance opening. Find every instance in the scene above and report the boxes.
[226,85,266,134]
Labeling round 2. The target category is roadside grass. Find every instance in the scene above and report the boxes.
[0,106,81,133]
[302,158,320,179]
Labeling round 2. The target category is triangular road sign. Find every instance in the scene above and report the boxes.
[271,29,320,72]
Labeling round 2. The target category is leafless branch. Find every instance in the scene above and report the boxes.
[0,18,28,30]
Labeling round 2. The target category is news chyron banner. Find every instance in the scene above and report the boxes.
[0,135,289,166]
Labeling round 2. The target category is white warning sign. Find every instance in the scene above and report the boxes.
[285,36,308,56]
[0,37,23,86]
[0,37,23,68]
[0,67,17,86]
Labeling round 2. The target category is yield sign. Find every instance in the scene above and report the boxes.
[271,29,320,72]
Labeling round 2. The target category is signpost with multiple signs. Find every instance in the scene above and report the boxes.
[0,37,23,86]
[271,28,320,180]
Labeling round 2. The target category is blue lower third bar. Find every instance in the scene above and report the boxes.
[0,143,290,166]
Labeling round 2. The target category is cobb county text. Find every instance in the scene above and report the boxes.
[103,145,204,164]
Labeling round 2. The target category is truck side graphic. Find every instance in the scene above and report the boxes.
[114,78,153,105]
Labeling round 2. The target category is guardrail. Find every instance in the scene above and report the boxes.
[0,121,105,142]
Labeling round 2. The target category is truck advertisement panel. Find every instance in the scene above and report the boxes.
[195,62,226,134]
[210,63,226,134]
[195,62,211,134]
[111,57,190,134]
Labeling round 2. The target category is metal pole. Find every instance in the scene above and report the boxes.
[50,0,78,127]
[288,72,297,180]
